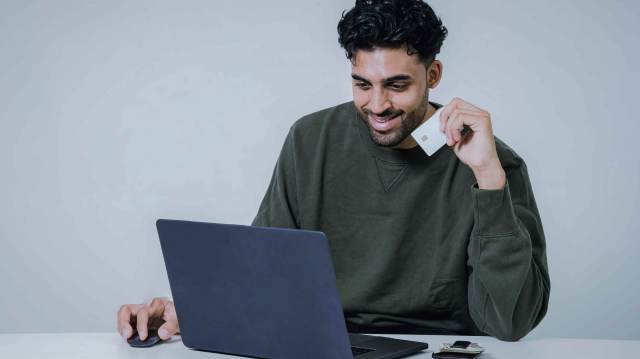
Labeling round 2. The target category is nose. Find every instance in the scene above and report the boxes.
[368,88,391,115]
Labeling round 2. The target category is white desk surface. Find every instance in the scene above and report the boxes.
[0,333,638,359]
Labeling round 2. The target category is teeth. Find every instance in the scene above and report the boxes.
[373,115,394,123]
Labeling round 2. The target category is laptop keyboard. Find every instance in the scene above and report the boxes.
[352,346,375,357]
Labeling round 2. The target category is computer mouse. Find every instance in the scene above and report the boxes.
[127,329,162,348]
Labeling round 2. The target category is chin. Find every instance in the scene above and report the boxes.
[369,129,406,147]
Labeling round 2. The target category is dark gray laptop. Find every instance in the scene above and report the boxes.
[157,219,428,359]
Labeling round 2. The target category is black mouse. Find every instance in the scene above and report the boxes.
[127,329,162,348]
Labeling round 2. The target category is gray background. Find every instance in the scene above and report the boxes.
[1,0,638,339]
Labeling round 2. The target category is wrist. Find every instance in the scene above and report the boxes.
[472,161,506,190]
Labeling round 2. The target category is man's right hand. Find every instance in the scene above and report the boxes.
[117,297,180,342]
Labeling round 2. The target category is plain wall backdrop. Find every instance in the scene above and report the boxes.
[1,0,638,339]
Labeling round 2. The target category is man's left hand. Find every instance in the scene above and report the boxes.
[439,97,506,190]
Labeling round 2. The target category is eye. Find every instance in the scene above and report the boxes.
[355,82,371,90]
[388,83,408,91]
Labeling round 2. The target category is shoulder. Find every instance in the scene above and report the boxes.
[288,101,354,141]
[493,137,537,203]
[494,136,527,170]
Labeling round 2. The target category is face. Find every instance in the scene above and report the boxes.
[351,47,442,149]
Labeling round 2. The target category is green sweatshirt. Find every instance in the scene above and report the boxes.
[252,101,550,341]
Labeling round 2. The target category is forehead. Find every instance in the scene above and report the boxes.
[351,47,425,80]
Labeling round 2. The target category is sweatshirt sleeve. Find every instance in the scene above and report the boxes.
[466,159,550,341]
[251,129,300,229]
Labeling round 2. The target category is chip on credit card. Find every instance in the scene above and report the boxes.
[411,107,447,156]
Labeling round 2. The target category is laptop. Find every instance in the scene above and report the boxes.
[157,219,429,359]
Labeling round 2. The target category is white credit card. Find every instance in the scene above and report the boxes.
[411,107,447,156]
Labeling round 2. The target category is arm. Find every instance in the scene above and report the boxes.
[466,160,550,341]
[252,129,300,228]
[438,98,550,340]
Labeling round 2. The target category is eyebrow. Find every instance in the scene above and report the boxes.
[351,74,413,84]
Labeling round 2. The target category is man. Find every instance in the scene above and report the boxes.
[118,0,550,343]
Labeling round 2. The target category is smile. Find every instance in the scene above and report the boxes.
[368,113,402,132]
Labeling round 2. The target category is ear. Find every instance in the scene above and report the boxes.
[426,60,443,89]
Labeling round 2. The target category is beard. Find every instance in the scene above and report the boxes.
[356,96,429,148]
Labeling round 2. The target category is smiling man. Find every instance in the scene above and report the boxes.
[251,0,550,340]
[118,0,549,343]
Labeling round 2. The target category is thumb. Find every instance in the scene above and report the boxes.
[157,319,179,340]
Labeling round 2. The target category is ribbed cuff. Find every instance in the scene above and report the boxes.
[471,181,519,236]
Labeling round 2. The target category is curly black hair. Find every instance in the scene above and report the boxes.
[337,0,447,64]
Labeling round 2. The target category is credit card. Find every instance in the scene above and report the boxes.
[411,107,447,156]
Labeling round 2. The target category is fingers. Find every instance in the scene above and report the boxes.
[117,299,172,343]
[135,306,150,341]
[445,109,474,146]
[117,305,132,340]
[157,318,180,340]
[135,300,164,341]
[440,97,482,123]
[158,301,180,340]
[439,97,488,135]
[148,298,167,317]
[440,101,490,146]
[117,304,142,340]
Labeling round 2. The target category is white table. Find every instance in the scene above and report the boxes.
[0,333,638,359]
